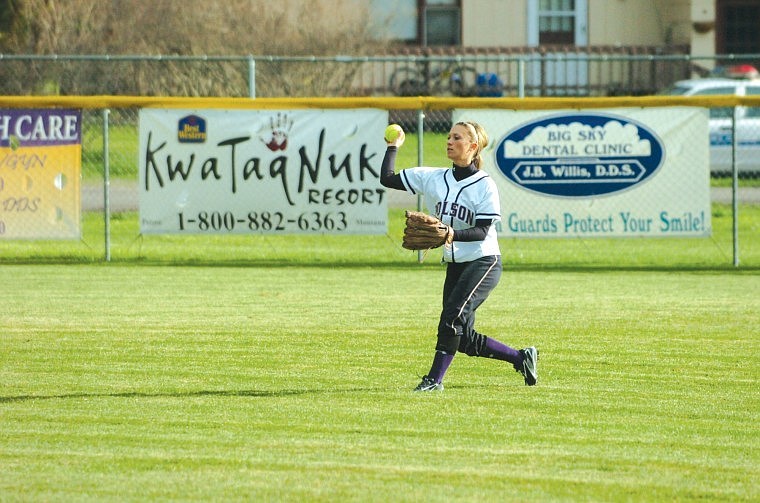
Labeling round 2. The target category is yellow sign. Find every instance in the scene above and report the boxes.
[0,109,82,239]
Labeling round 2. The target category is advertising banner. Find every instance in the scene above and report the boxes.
[457,108,711,238]
[138,109,389,234]
[0,109,81,239]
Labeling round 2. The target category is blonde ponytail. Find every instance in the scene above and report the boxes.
[456,121,489,169]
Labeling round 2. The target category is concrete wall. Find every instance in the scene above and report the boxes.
[587,0,689,46]
[461,0,695,48]
[461,1,528,46]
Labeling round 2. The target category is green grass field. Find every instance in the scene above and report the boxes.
[1,238,758,500]
[3,123,760,499]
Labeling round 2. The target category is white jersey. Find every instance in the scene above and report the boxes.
[400,167,501,263]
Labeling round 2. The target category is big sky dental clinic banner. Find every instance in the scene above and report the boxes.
[457,107,711,238]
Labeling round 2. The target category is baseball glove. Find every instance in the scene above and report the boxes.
[402,210,454,250]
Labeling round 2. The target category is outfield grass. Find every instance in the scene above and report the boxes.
[1,262,757,501]
[2,126,759,500]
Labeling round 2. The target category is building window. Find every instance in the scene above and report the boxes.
[717,0,760,55]
[539,0,575,45]
[421,0,461,46]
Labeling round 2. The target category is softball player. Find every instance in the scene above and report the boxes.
[381,121,538,391]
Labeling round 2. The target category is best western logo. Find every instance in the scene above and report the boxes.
[178,115,207,143]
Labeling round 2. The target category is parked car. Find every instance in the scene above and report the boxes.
[660,69,760,176]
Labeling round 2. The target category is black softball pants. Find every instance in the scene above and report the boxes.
[435,255,502,356]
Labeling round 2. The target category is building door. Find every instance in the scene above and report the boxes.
[526,0,588,96]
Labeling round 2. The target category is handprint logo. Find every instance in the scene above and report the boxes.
[260,113,294,151]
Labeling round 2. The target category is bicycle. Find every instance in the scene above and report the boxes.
[389,60,480,97]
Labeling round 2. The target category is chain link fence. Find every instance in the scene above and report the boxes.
[2,51,759,98]
[0,96,757,268]
[0,49,733,98]
[0,50,758,267]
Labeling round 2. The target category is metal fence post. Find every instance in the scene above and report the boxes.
[731,108,739,267]
[248,55,256,98]
[102,108,111,262]
[417,108,425,263]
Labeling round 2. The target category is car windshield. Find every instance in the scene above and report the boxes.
[660,85,692,96]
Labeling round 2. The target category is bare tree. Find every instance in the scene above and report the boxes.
[0,0,386,96]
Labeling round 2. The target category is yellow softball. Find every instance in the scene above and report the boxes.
[384,124,403,142]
